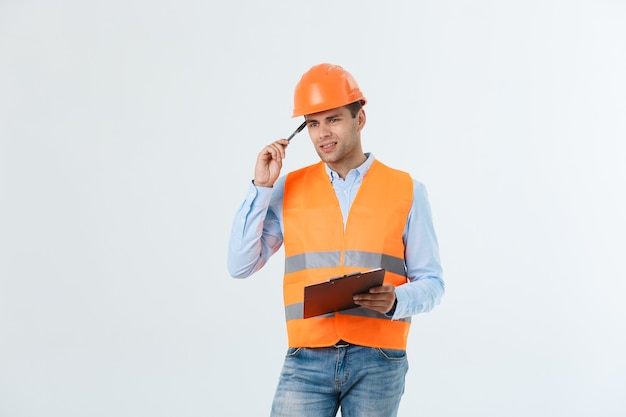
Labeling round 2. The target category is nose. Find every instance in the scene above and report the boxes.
[318,123,331,139]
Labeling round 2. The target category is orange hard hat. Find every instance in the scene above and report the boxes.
[292,63,367,117]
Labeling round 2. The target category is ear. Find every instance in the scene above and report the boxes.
[357,108,366,131]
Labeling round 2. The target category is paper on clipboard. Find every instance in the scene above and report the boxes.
[303,268,386,319]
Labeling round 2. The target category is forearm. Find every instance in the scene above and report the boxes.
[227,183,283,278]
[392,276,445,319]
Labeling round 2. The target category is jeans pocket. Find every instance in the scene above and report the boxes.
[375,347,407,361]
[285,347,302,358]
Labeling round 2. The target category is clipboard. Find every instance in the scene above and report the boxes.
[303,268,386,319]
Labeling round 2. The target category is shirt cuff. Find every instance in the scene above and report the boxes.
[390,284,409,320]
[246,180,273,204]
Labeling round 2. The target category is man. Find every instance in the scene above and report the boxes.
[227,63,444,417]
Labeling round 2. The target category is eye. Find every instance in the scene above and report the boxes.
[330,118,339,123]
[308,121,319,128]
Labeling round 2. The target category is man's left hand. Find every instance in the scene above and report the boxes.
[353,284,396,315]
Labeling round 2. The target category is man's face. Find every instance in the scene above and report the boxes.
[304,106,366,171]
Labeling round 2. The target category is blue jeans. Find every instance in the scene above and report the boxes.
[270,343,408,417]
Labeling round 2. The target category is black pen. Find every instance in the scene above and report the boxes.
[286,121,307,142]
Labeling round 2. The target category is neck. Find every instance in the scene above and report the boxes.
[328,153,368,179]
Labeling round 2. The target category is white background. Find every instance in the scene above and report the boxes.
[1,1,625,416]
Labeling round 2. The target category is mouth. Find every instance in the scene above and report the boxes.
[320,141,337,152]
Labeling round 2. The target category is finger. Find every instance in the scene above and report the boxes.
[261,144,283,161]
[263,143,285,161]
[353,300,394,314]
[355,299,390,308]
[368,284,394,294]
[274,139,289,158]
[353,292,393,303]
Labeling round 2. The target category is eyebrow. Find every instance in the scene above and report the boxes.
[306,113,343,124]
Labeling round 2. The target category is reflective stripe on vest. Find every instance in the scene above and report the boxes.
[282,160,413,349]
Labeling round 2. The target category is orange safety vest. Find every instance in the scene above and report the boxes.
[283,160,413,349]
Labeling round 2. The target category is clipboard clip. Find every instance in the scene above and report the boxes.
[330,272,361,282]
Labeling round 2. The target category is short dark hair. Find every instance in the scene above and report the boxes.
[344,100,363,118]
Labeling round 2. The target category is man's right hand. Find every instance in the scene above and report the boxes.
[253,139,290,187]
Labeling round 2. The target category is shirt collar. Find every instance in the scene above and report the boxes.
[325,152,375,183]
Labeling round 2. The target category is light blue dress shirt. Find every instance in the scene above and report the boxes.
[227,153,444,320]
